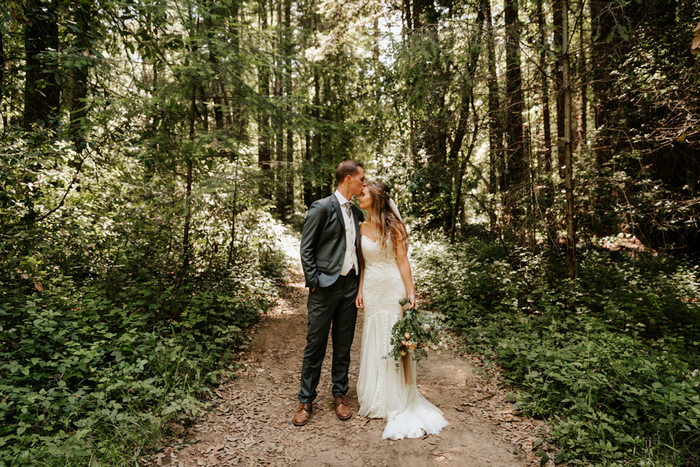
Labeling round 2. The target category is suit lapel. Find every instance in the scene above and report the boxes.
[331,194,343,227]
[352,205,361,247]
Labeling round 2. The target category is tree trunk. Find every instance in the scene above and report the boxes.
[211,53,225,130]
[304,68,321,206]
[451,97,480,243]
[448,8,484,238]
[553,0,565,178]
[504,0,527,219]
[413,0,422,29]
[484,0,503,194]
[0,27,3,89]
[258,0,272,199]
[563,0,576,278]
[183,87,196,271]
[404,0,413,31]
[590,0,612,167]
[230,0,244,137]
[284,0,294,215]
[199,85,208,131]
[228,156,239,267]
[69,0,92,149]
[275,0,285,219]
[24,0,60,129]
[0,25,6,131]
[537,0,552,173]
[578,0,587,154]
[420,1,450,227]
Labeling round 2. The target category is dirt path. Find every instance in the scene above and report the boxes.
[159,260,553,466]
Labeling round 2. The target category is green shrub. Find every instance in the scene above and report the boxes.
[0,217,287,466]
[413,238,700,466]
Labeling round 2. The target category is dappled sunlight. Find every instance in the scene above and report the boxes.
[271,222,301,264]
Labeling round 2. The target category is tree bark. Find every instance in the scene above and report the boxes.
[504,0,527,219]
[578,0,587,153]
[211,53,225,130]
[275,0,285,219]
[24,0,60,129]
[0,26,6,132]
[553,0,566,178]
[590,0,612,166]
[0,27,3,90]
[303,67,321,206]
[284,0,294,215]
[183,87,196,271]
[484,0,503,194]
[404,0,413,31]
[413,0,422,29]
[563,0,576,278]
[69,0,92,149]
[258,0,272,199]
[537,0,552,173]
[228,156,239,267]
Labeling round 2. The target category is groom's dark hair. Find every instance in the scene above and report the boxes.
[335,160,364,185]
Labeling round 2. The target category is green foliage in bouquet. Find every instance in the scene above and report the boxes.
[387,298,450,369]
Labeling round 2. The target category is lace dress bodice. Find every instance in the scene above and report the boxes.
[361,236,406,321]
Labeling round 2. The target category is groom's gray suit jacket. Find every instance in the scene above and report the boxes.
[300,194,363,290]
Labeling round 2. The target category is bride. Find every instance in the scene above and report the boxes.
[355,181,449,440]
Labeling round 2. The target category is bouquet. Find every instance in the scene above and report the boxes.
[387,298,450,380]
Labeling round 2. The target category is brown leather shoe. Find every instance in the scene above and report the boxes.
[334,395,352,420]
[293,402,312,426]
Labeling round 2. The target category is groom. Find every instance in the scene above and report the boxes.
[293,160,366,426]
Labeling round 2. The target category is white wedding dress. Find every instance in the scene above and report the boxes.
[356,236,449,440]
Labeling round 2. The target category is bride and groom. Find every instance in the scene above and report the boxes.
[293,160,448,440]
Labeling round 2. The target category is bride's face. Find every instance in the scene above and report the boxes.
[359,186,372,211]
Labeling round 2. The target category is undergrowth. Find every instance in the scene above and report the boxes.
[0,214,288,466]
[413,237,700,466]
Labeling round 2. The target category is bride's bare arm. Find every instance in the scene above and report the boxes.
[355,223,366,309]
[394,230,415,310]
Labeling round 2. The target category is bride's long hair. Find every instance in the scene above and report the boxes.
[366,181,408,252]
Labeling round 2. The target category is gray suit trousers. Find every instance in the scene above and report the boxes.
[298,272,359,403]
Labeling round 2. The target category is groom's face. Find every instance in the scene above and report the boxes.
[347,167,367,197]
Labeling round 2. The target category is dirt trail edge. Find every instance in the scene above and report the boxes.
[162,255,552,466]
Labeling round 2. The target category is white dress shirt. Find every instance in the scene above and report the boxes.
[334,190,358,276]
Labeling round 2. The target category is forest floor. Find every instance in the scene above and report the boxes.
[154,248,554,467]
